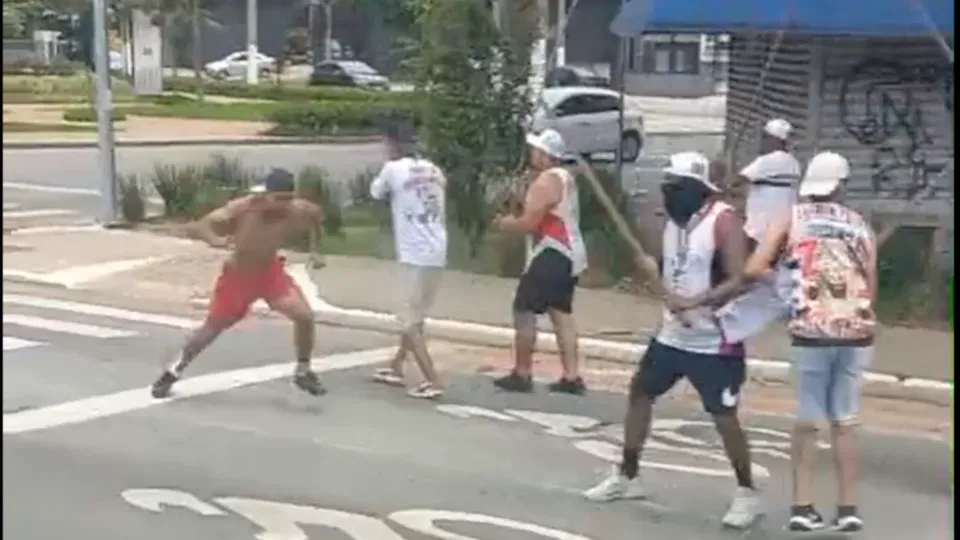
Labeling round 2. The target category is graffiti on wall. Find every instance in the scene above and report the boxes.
[838,58,953,199]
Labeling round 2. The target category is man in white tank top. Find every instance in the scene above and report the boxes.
[492,129,589,395]
[584,152,763,529]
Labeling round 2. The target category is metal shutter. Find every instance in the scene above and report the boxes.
[814,36,953,207]
[724,33,814,168]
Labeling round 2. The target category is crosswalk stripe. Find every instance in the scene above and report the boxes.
[4,314,138,338]
[3,336,42,351]
[3,209,76,219]
[2,294,196,329]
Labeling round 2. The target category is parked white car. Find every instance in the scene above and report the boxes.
[531,86,644,162]
[204,51,275,79]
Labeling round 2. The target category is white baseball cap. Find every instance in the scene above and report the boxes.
[799,151,850,197]
[763,118,792,141]
[663,151,720,191]
[525,129,566,159]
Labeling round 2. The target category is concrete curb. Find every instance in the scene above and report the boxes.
[3,260,950,406]
[186,264,953,407]
[2,135,382,150]
[1,131,722,151]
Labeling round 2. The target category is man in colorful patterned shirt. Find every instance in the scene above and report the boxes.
[745,151,876,533]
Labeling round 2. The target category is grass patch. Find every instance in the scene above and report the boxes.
[3,121,98,133]
[3,74,134,101]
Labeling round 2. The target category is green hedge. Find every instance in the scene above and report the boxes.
[163,77,416,104]
[3,58,85,76]
[267,102,419,136]
[62,108,128,122]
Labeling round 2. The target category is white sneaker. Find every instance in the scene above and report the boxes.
[582,467,648,502]
[721,486,763,529]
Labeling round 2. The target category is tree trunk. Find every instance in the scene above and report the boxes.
[192,0,204,102]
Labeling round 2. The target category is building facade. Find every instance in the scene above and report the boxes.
[725,34,953,236]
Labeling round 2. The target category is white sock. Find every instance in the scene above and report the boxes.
[167,353,186,376]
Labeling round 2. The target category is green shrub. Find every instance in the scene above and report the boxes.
[3,73,134,101]
[62,107,128,122]
[267,102,418,136]
[2,57,84,76]
[163,77,415,104]
[875,226,950,325]
[296,165,343,236]
[117,174,147,223]
[574,165,637,281]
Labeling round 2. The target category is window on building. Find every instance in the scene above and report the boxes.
[632,34,702,75]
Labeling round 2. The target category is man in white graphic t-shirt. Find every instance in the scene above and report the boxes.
[369,123,448,399]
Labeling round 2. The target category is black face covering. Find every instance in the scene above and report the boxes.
[661,176,714,226]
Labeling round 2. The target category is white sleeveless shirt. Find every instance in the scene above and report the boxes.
[656,200,743,355]
[525,167,588,276]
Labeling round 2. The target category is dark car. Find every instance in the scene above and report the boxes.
[545,65,610,88]
[309,60,390,90]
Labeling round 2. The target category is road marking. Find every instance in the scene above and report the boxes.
[4,314,138,338]
[3,181,98,196]
[41,256,172,288]
[2,181,163,204]
[2,209,76,219]
[121,488,599,540]
[3,203,21,211]
[2,347,393,435]
[2,336,41,351]
[3,294,198,329]
[6,224,102,235]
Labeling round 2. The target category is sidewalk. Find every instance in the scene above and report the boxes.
[4,227,952,387]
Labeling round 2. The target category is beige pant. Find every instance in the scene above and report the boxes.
[395,263,443,329]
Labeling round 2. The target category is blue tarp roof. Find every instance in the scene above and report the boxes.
[611,0,954,37]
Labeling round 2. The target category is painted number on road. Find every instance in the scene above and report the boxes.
[121,488,597,540]
[436,404,829,480]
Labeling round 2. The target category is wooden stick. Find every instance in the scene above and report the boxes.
[572,155,664,297]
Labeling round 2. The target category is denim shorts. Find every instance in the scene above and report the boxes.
[790,345,872,425]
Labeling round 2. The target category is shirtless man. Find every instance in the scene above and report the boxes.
[150,168,327,399]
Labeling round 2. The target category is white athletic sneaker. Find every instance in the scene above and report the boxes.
[582,467,648,502]
[721,486,763,529]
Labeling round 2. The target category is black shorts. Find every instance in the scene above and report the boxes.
[631,339,746,415]
[512,249,578,314]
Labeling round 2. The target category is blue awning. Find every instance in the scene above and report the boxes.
[611,0,954,37]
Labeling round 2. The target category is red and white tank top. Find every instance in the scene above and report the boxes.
[525,167,588,276]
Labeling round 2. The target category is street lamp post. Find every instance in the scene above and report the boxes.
[91,0,118,224]
[246,0,258,84]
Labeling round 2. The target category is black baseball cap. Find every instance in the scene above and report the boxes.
[250,168,295,193]
[383,121,417,144]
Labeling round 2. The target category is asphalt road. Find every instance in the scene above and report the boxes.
[1,135,720,227]
[3,286,952,540]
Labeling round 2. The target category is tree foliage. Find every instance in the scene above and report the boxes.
[411,0,539,256]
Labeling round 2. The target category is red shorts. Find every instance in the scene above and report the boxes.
[208,256,295,322]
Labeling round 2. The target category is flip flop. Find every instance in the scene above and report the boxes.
[372,368,405,387]
[407,381,444,400]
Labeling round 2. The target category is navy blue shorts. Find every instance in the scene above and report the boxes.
[631,339,746,415]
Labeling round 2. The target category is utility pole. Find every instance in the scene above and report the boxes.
[245,0,258,84]
[323,0,336,61]
[91,0,118,224]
